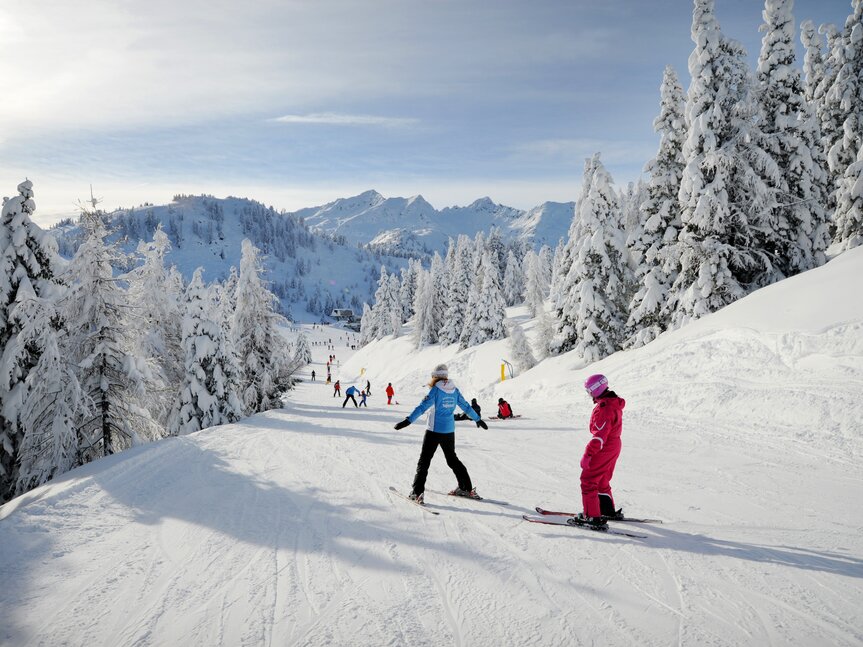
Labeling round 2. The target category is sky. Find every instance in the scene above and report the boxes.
[0,0,853,227]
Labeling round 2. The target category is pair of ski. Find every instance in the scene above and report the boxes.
[522,507,661,539]
[388,486,509,515]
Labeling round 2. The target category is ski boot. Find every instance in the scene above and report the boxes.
[408,491,424,504]
[569,513,608,530]
[448,487,481,499]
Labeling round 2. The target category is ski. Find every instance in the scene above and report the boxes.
[522,514,647,539]
[389,487,440,515]
[426,489,510,506]
[534,506,662,524]
[486,415,524,422]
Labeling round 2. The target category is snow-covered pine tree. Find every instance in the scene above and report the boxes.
[522,251,548,317]
[834,141,863,250]
[533,308,556,361]
[397,260,419,323]
[172,269,244,435]
[757,0,831,276]
[359,303,374,346]
[825,2,863,213]
[368,265,392,339]
[538,244,554,287]
[439,236,472,344]
[459,251,507,349]
[801,19,827,105]
[669,1,778,326]
[621,180,648,269]
[485,227,508,279]
[389,275,403,339]
[411,269,437,348]
[294,332,312,365]
[124,225,184,427]
[507,321,536,373]
[815,22,846,200]
[14,281,87,494]
[427,252,447,341]
[626,65,686,348]
[554,155,629,362]
[552,164,596,310]
[62,208,158,462]
[233,239,291,414]
[0,180,64,500]
[502,250,525,307]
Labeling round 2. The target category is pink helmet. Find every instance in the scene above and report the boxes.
[584,374,608,397]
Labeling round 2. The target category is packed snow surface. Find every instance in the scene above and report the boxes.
[2,249,862,646]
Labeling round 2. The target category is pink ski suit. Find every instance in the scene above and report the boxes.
[580,392,625,518]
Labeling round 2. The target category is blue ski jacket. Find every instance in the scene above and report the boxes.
[407,380,479,433]
[346,386,359,396]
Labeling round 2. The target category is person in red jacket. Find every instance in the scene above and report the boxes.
[578,374,625,528]
[386,382,395,405]
[496,398,513,419]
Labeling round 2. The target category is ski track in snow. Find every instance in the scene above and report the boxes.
[2,316,863,647]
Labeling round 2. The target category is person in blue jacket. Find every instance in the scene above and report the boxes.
[394,364,488,504]
[342,385,360,408]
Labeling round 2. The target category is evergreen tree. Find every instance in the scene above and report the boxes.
[834,141,863,250]
[485,227,507,278]
[757,0,831,275]
[825,2,863,212]
[555,156,629,362]
[439,236,472,344]
[0,180,64,499]
[502,250,525,307]
[233,239,290,414]
[358,303,374,346]
[62,208,157,463]
[294,333,312,365]
[172,269,243,435]
[124,225,184,427]
[522,251,548,317]
[538,244,554,287]
[459,251,507,349]
[507,321,536,373]
[368,266,390,339]
[412,270,436,348]
[397,260,419,323]
[12,278,87,494]
[627,66,687,348]
[801,20,826,104]
[533,308,556,361]
[670,1,777,326]
[815,22,846,195]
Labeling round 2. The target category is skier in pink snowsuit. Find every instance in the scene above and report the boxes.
[580,374,625,523]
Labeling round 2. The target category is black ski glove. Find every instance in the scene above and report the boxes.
[394,418,411,430]
[476,419,488,430]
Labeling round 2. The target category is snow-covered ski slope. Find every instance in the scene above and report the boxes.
[2,250,862,646]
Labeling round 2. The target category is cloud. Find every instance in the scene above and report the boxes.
[270,113,419,127]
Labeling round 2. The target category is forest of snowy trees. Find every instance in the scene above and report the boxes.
[0,183,297,501]
[362,0,863,366]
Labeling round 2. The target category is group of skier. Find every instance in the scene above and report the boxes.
[393,364,624,528]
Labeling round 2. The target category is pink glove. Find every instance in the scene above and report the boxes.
[580,455,591,470]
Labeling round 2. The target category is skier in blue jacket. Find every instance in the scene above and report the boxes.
[394,364,488,503]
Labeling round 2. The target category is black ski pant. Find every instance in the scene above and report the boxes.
[412,430,471,495]
[342,394,358,408]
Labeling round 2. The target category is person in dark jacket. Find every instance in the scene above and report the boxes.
[454,398,481,421]
[333,380,341,397]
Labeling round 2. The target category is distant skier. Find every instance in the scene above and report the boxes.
[366,379,372,396]
[393,364,488,504]
[496,398,513,419]
[359,390,368,407]
[311,370,316,382]
[333,380,341,397]
[578,374,625,529]
[343,385,360,408]
[454,398,481,421]
[385,382,395,405]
